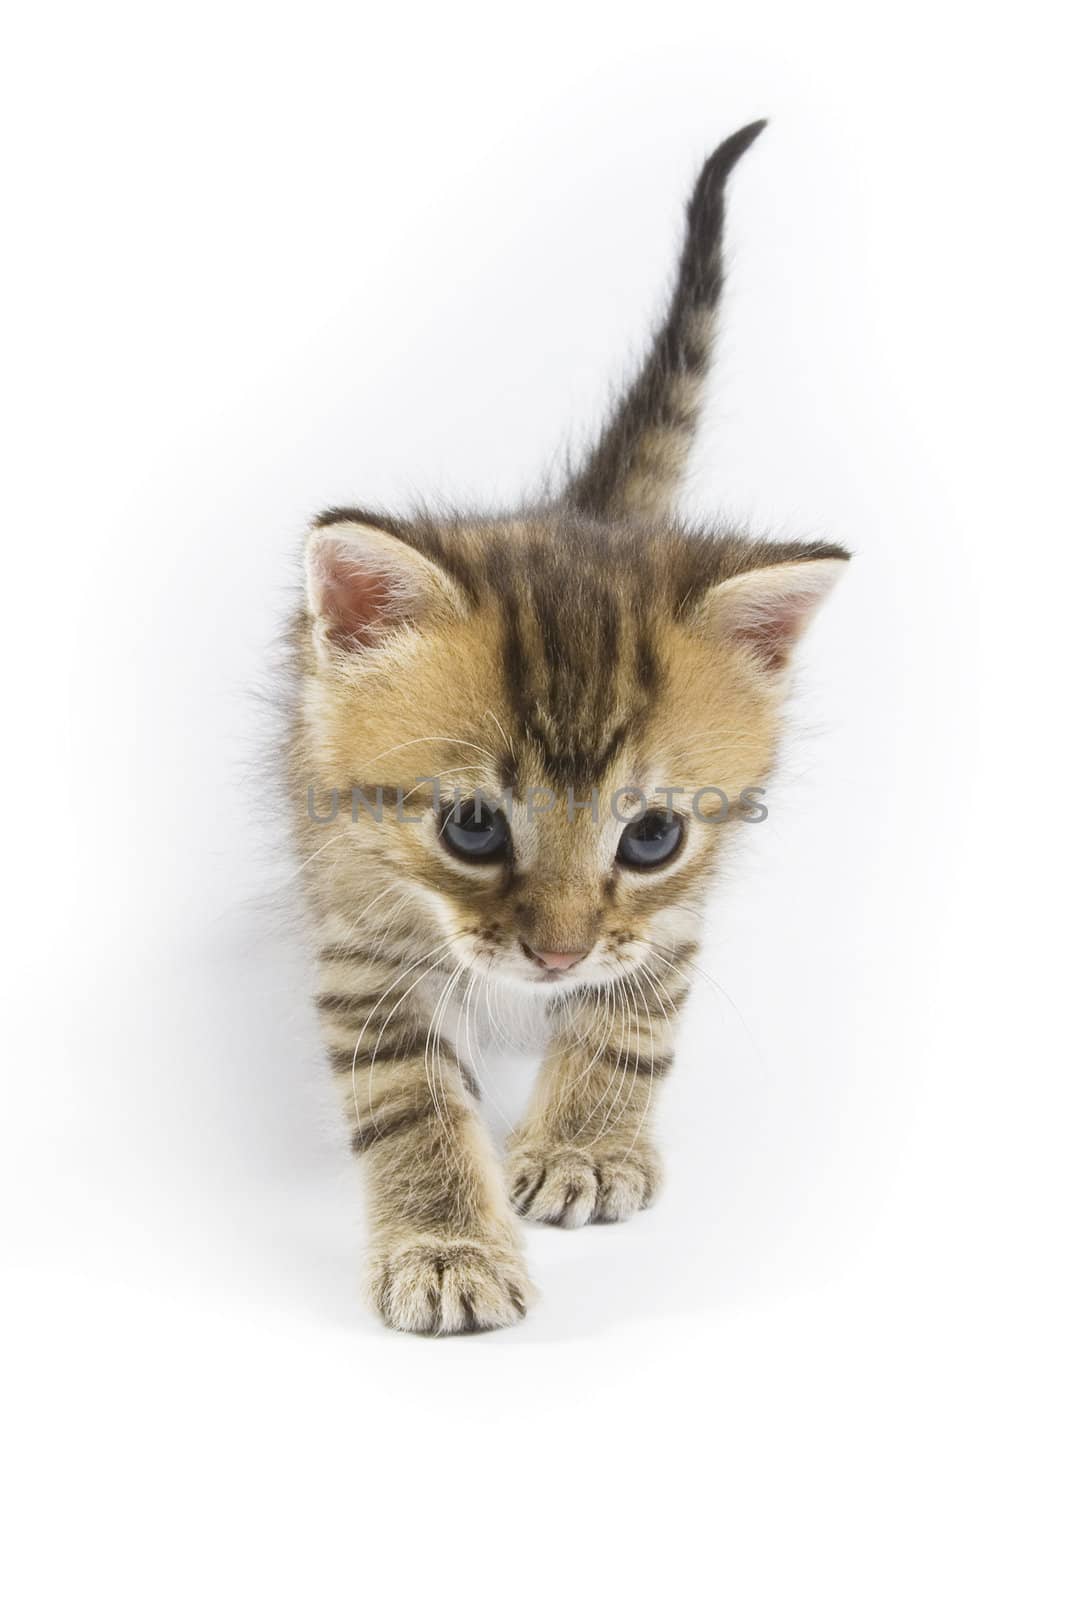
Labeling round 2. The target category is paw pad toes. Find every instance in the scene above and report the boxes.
[370,1241,531,1335]
[507,1144,660,1228]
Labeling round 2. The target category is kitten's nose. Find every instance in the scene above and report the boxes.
[524,945,589,972]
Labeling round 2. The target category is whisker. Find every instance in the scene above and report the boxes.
[349,938,460,1139]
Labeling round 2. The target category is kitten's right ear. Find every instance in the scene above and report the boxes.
[305,518,467,661]
[693,554,847,674]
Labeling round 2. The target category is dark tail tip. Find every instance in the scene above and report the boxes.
[709,118,768,176]
[693,119,768,203]
[684,119,767,248]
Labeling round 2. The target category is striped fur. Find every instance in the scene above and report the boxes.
[286,124,848,1334]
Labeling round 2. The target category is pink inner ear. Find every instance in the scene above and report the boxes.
[315,546,403,647]
[715,559,845,671]
[732,597,810,671]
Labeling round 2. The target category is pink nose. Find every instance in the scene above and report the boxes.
[527,947,589,972]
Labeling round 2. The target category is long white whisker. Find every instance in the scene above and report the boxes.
[350,940,459,1140]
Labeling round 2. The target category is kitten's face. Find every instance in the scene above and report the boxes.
[300,519,813,993]
[388,636,773,993]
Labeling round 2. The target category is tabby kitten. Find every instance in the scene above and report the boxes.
[290,121,847,1334]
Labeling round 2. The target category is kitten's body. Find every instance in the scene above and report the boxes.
[287,122,847,1333]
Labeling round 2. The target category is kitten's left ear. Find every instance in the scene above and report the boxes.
[305,517,468,660]
[698,556,848,673]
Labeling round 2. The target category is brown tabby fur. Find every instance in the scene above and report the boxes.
[286,122,848,1334]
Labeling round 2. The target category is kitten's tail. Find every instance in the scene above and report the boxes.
[562,119,767,522]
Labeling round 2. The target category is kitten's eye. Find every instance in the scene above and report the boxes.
[440,800,511,863]
[617,809,684,870]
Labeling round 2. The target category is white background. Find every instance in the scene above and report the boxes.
[3,2,1064,1594]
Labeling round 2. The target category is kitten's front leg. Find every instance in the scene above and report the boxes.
[317,946,530,1334]
[507,951,693,1228]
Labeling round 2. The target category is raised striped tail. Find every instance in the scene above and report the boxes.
[563,119,767,522]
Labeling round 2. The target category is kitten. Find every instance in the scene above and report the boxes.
[289,120,847,1334]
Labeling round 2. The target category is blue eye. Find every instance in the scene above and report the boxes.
[617,810,684,869]
[441,801,510,863]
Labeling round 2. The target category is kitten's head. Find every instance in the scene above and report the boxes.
[299,508,845,992]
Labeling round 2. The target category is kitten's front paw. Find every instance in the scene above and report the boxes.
[508,1141,662,1228]
[368,1236,532,1336]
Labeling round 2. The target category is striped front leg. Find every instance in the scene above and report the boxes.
[317,944,530,1334]
[506,949,693,1228]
